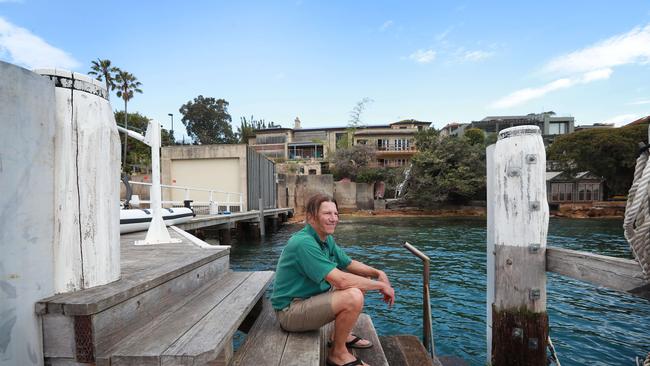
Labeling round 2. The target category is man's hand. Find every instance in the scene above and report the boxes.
[377,270,391,286]
[380,284,395,307]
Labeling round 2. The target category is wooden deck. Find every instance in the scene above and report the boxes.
[38,229,274,366]
[176,208,293,231]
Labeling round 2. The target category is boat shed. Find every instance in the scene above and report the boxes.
[161,144,276,211]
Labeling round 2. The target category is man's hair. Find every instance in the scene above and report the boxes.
[305,194,337,220]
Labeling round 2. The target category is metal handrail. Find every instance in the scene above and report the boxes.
[403,241,435,357]
[127,181,244,212]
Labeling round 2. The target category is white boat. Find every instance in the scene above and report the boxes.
[120,207,194,234]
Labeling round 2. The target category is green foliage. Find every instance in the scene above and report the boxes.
[407,136,486,204]
[463,128,485,145]
[547,124,648,196]
[114,111,173,174]
[414,128,440,151]
[87,58,117,97]
[114,70,142,103]
[179,96,238,144]
[348,97,373,128]
[332,145,376,180]
[238,115,273,144]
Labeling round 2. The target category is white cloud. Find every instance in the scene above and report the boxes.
[460,50,494,62]
[491,68,612,108]
[628,99,650,105]
[543,24,650,75]
[409,49,436,64]
[436,27,453,41]
[601,113,642,126]
[380,20,394,31]
[0,17,80,69]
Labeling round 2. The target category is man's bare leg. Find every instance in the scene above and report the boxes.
[328,288,368,366]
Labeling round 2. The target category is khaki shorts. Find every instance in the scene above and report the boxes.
[276,291,335,332]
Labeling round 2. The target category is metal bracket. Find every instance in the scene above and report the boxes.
[528,337,539,350]
[512,327,523,340]
[529,243,541,254]
[507,168,521,178]
[529,288,541,300]
[530,201,540,211]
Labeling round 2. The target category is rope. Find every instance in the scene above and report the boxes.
[547,336,561,366]
[623,143,650,279]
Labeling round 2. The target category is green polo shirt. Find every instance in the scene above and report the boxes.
[271,223,352,310]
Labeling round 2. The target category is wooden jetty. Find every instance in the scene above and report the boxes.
[177,207,293,232]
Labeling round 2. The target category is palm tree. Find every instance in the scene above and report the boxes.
[87,58,117,98]
[114,69,143,172]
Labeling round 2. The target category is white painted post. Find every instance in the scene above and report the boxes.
[185,188,190,202]
[226,193,231,212]
[488,125,549,365]
[209,191,218,215]
[486,144,496,363]
[239,193,244,212]
[137,121,181,245]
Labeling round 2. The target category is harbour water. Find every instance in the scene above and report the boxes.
[217,216,650,365]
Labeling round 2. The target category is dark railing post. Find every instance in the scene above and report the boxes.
[403,241,435,357]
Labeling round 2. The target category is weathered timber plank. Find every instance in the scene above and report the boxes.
[161,271,274,365]
[230,298,289,366]
[38,239,229,315]
[546,246,649,298]
[494,245,546,312]
[42,314,75,358]
[93,257,229,357]
[279,330,320,366]
[350,314,389,366]
[109,271,251,365]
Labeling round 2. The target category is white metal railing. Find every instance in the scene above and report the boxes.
[127,181,244,213]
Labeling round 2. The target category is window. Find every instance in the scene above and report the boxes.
[549,122,568,135]
[394,139,409,151]
[577,183,600,201]
[551,183,573,202]
[378,139,389,150]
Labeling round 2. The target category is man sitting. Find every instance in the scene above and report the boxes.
[271,194,395,366]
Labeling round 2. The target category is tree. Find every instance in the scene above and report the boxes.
[114,70,143,172]
[463,128,486,145]
[337,98,374,149]
[179,96,237,144]
[332,145,376,181]
[406,134,486,204]
[88,58,117,98]
[238,115,271,144]
[547,123,648,196]
[113,111,173,174]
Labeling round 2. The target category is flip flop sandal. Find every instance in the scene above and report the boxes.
[326,356,365,366]
[327,334,374,349]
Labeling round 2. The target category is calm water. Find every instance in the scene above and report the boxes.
[219,216,650,365]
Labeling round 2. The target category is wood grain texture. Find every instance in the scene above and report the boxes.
[494,246,546,312]
[38,231,229,315]
[546,246,648,298]
[160,271,274,365]
[109,271,254,365]
[230,298,292,366]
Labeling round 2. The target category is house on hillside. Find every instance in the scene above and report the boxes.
[546,171,605,203]
[249,118,431,169]
[468,112,574,143]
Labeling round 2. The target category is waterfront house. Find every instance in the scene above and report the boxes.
[248,117,431,169]
[546,171,605,203]
[469,112,574,143]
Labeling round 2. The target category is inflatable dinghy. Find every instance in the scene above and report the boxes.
[120,207,195,234]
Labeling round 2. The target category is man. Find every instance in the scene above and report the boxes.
[271,194,395,366]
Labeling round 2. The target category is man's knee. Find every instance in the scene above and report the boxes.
[340,287,364,311]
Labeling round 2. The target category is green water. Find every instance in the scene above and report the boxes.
[221,216,650,365]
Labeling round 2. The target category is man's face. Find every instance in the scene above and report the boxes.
[310,201,339,239]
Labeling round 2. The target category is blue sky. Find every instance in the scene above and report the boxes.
[2,0,650,141]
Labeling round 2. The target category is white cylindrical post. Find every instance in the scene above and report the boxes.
[226,193,231,212]
[34,69,121,291]
[488,126,549,365]
[239,194,244,212]
[486,144,496,363]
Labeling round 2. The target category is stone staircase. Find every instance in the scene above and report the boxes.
[37,231,273,366]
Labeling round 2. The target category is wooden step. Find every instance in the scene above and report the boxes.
[107,270,274,366]
[231,298,321,366]
[39,237,232,363]
[379,335,438,366]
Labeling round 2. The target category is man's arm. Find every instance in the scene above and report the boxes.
[345,260,391,286]
[325,263,395,306]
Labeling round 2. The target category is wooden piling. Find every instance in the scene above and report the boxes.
[487,126,549,366]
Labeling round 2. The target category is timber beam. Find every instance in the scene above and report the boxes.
[546,246,650,300]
